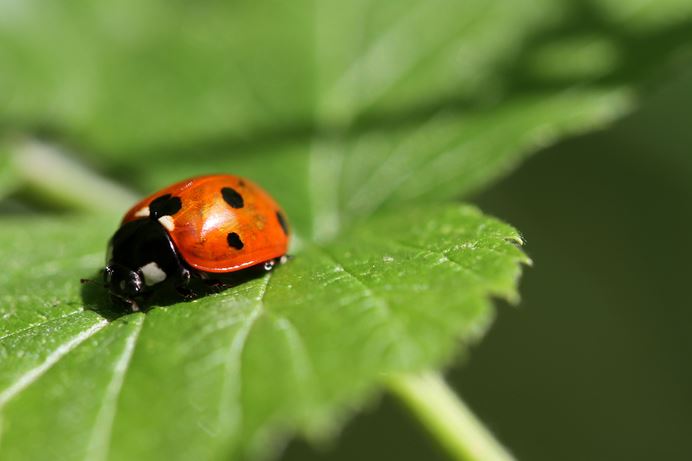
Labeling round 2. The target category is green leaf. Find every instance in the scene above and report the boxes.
[1,0,686,160]
[0,205,527,461]
[0,0,690,460]
[5,0,686,238]
[0,0,315,153]
[124,87,629,241]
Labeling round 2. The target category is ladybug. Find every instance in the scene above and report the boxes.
[104,174,290,310]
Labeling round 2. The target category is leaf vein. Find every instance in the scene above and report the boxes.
[383,239,485,281]
[217,273,272,432]
[0,309,84,343]
[314,246,392,318]
[266,312,314,384]
[83,315,145,461]
[0,319,108,408]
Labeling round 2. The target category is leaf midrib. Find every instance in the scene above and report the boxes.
[84,315,145,461]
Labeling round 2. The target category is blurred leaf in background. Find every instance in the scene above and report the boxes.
[455,67,692,461]
[6,0,688,231]
[0,0,691,460]
[282,66,692,461]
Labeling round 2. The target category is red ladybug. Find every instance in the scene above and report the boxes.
[104,174,290,310]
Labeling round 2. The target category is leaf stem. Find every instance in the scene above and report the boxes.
[388,371,515,461]
[6,136,138,213]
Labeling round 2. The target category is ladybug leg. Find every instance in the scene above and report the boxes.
[176,286,196,300]
[109,293,140,312]
[262,256,289,272]
[203,278,225,287]
[263,256,287,272]
[203,278,229,293]
[175,268,196,300]
[263,260,276,272]
[180,267,191,285]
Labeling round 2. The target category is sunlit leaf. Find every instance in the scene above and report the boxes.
[0,206,526,460]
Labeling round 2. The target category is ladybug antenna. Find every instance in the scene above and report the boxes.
[80,278,110,290]
[80,278,99,286]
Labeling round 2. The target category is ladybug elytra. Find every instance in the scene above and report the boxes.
[104,174,289,310]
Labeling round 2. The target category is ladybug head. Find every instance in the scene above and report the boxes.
[104,263,144,307]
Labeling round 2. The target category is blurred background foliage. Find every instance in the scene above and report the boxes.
[2,0,690,227]
[1,0,692,460]
[284,63,692,461]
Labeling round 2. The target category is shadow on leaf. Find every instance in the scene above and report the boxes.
[80,265,273,320]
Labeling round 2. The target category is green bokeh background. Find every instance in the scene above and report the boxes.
[283,67,692,461]
[2,0,692,459]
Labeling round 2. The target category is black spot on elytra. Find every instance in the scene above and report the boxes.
[276,211,289,236]
[149,194,182,218]
[221,187,244,209]
[227,232,244,250]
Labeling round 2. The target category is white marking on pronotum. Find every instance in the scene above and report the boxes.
[134,206,150,218]
[140,262,167,286]
[0,319,108,407]
[158,215,175,232]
